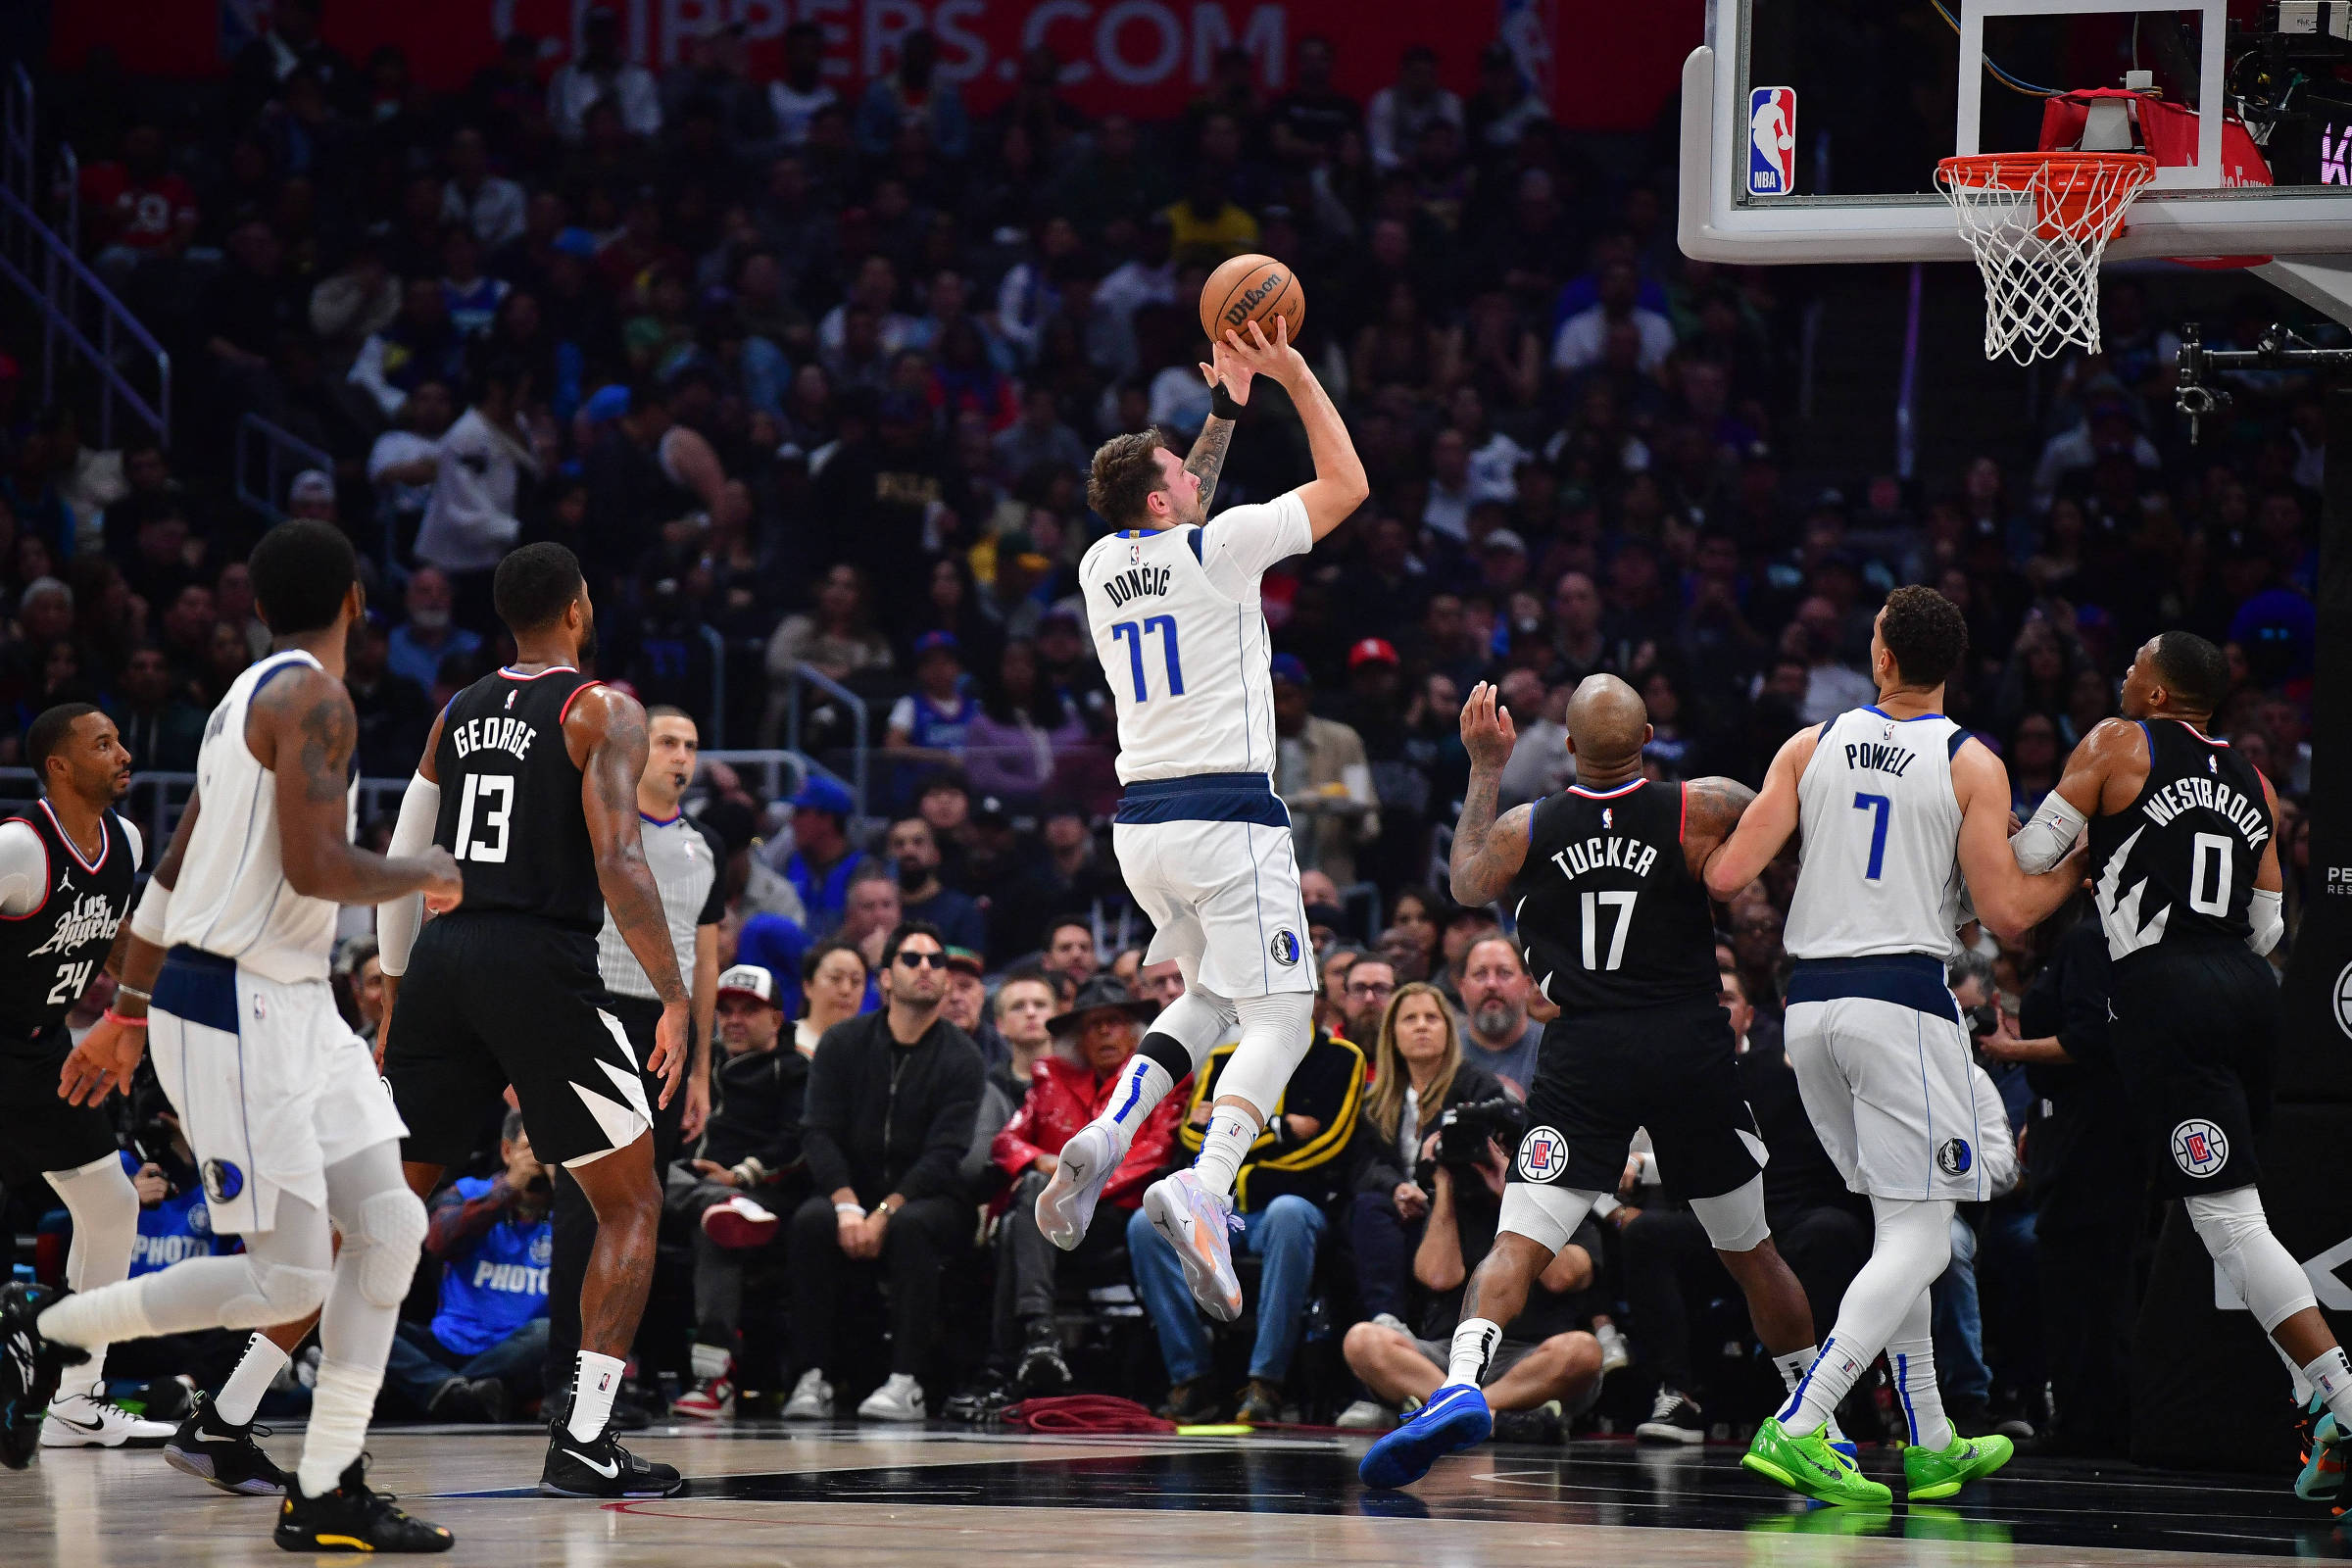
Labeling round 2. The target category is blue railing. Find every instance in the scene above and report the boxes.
[234,413,334,523]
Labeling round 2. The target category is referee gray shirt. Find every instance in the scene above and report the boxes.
[598,812,726,1000]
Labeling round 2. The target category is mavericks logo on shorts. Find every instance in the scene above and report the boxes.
[2172,1118,2230,1178]
[1268,929,1301,966]
[1516,1126,1568,1183]
[202,1159,244,1203]
[1936,1138,1973,1176]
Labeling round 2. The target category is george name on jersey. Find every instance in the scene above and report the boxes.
[451,715,539,762]
[1549,835,1661,883]
[1843,741,1916,777]
[27,890,122,956]
[1102,564,1172,607]
[2142,774,2270,850]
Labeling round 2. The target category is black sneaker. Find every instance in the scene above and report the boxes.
[540,1424,688,1497]
[1635,1389,1707,1446]
[273,1456,454,1553]
[1491,1402,1564,1446]
[0,1283,87,1469]
[164,1392,289,1495]
[1015,1329,1071,1397]
[1157,1378,1226,1424]
[1233,1378,1283,1426]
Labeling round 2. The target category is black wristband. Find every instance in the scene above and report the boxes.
[1209,382,1248,422]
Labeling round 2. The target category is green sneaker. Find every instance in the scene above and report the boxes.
[1741,1417,1893,1506]
[1903,1431,2014,1500]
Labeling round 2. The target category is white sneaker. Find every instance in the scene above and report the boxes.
[41,1389,175,1448]
[1335,1399,1393,1431]
[856,1373,925,1423]
[1036,1123,1117,1250]
[1594,1323,1631,1378]
[1141,1169,1243,1322]
[780,1369,834,1421]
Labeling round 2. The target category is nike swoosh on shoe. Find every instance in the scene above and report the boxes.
[565,1450,620,1478]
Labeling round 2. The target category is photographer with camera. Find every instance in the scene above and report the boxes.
[382,1110,556,1423]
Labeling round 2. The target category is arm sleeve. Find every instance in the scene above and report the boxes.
[2009,791,2086,875]
[1198,492,1313,595]
[0,820,47,916]
[377,772,441,976]
[897,1044,984,1201]
[800,1027,855,1197]
[2247,887,2283,956]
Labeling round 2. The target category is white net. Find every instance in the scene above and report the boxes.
[1936,154,2158,366]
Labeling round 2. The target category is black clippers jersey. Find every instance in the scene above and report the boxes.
[0,802,134,1041]
[1510,778,1720,1012]
[2088,718,2273,962]
[434,667,606,932]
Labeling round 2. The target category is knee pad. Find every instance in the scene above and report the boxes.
[2188,1188,2317,1333]
[346,1188,430,1308]
[1496,1184,1600,1255]
[220,1259,333,1329]
[1690,1175,1772,1254]
[1213,992,1315,1120]
[1867,1196,1955,1285]
[1149,984,1240,1073]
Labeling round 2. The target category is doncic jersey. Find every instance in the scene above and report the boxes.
[434,665,605,932]
[0,800,138,1042]
[1785,706,1970,962]
[2088,718,2272,961]
[1080,492,1311,784]
[1509,777,1718,1012]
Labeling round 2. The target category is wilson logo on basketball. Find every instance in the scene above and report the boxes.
[1222,271,1287,327]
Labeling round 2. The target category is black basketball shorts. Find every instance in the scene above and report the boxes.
[2110,942,2277,1200]
[384,912,652,1169]
[1509,996,1763,1203]
[0,1028,122,1185]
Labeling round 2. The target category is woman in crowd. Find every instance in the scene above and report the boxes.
[962,637,1086,808]
[796,941,869,1054]
[761,562,894,745]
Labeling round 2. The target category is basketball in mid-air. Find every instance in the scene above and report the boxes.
[1200,253,1305,347]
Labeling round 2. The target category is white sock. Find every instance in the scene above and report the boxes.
[1448,1317,1501,1388]
[566,1350,628,1443]
[296,1358,382,1497]
[2278,1338,2318,1406]
[1192,1105,1259,1200]
[1780,1197,1952,1438]
[690,1343,730,1382]
[215,1333,292,1426]
[1773,1346,1846,1443]
[2304,1347,2352,1429]
[1094,1057,1173,1161]
[1886,1291,1952,1449]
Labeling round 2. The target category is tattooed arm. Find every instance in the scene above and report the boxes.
[251,666,463,906]
[1184,415,1237,515]
[1448,681,1536,906]
[570,683,690,1102]
[1681,775,1758,889]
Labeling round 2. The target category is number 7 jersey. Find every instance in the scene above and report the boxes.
[1785,706,1969,961]
[1080,493,1312,784]
[433,665,608,932]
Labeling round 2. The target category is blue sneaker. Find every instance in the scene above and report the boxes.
[2298,1395,2348,1503]
[1358,1383,1492,1491]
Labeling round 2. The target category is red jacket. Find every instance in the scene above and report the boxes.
[992,1056,1190,1213]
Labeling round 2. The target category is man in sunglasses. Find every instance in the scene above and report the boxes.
[780,921,983,1424]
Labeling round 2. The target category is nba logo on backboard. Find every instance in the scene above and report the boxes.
[1749,87,1796,196]
[1516,1126,1568,1184]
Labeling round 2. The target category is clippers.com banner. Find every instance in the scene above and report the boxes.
[52,0,1701,133]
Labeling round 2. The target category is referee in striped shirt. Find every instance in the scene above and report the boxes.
[546,704,725,1412]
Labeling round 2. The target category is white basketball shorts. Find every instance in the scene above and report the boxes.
[1781,955,1988,1203]
[148,947,408,1235]
[1111,773,1317,1000]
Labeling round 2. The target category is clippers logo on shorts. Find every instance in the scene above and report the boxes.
[202,1159,244,1203]
[2172,1117,2230,1179]
[1516,1125,1568,1183]
[1268,929,1301,966]
[1749,86,1797,196]
[1936,1138,1973,1176]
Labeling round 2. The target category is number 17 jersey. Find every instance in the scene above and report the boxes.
[433,666,606,932]
[1785,706,1968,961]
[1080,493,1311,785]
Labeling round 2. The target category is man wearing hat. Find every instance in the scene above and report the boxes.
[286,468,339,525]
[780,773,866,938]
[1269,655,1380,886]
[989,977,1184,1395]
[667,963,808,1420]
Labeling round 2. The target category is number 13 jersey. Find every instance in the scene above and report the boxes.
[1786,707,1969,962]
[1080,493,1311,785]
[434,666,606,932]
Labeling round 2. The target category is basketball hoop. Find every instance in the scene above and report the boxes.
[1936,152,2158,365]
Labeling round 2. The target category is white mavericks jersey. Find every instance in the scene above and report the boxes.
[1785,705,1970,962]
[1080,492,1312,785]
[166,649,355,984]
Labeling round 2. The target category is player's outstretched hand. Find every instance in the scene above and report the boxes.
[1221,316,1304,386]
[59,1013,145,1106]
[1459,680,1518,770]
[418,846,465,913]
[649,1000,689,1107]
[1200,334,1256,407]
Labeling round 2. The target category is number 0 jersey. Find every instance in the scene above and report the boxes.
[2088,718,2272,961]
[1509,778,1719,1012]
[1080,492,1312,785]
[433,666,606,933]
[1785,706,1970,962]
[0,799,138,1046]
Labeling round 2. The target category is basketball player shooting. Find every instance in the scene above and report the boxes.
[2009,629,2352,1500]
[1034,315,1368,1320]
[4,519,463,1553]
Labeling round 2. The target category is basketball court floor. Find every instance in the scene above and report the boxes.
[6,1422,2344,1566]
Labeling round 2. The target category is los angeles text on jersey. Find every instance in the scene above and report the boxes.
[27,890,122,957]
[1548,835,1662,882]
[1101,564,1172,607]
[2142,773,2271,850]
[451,714,540,761]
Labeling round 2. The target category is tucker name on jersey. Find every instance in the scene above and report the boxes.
[1546,834,1663,883]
